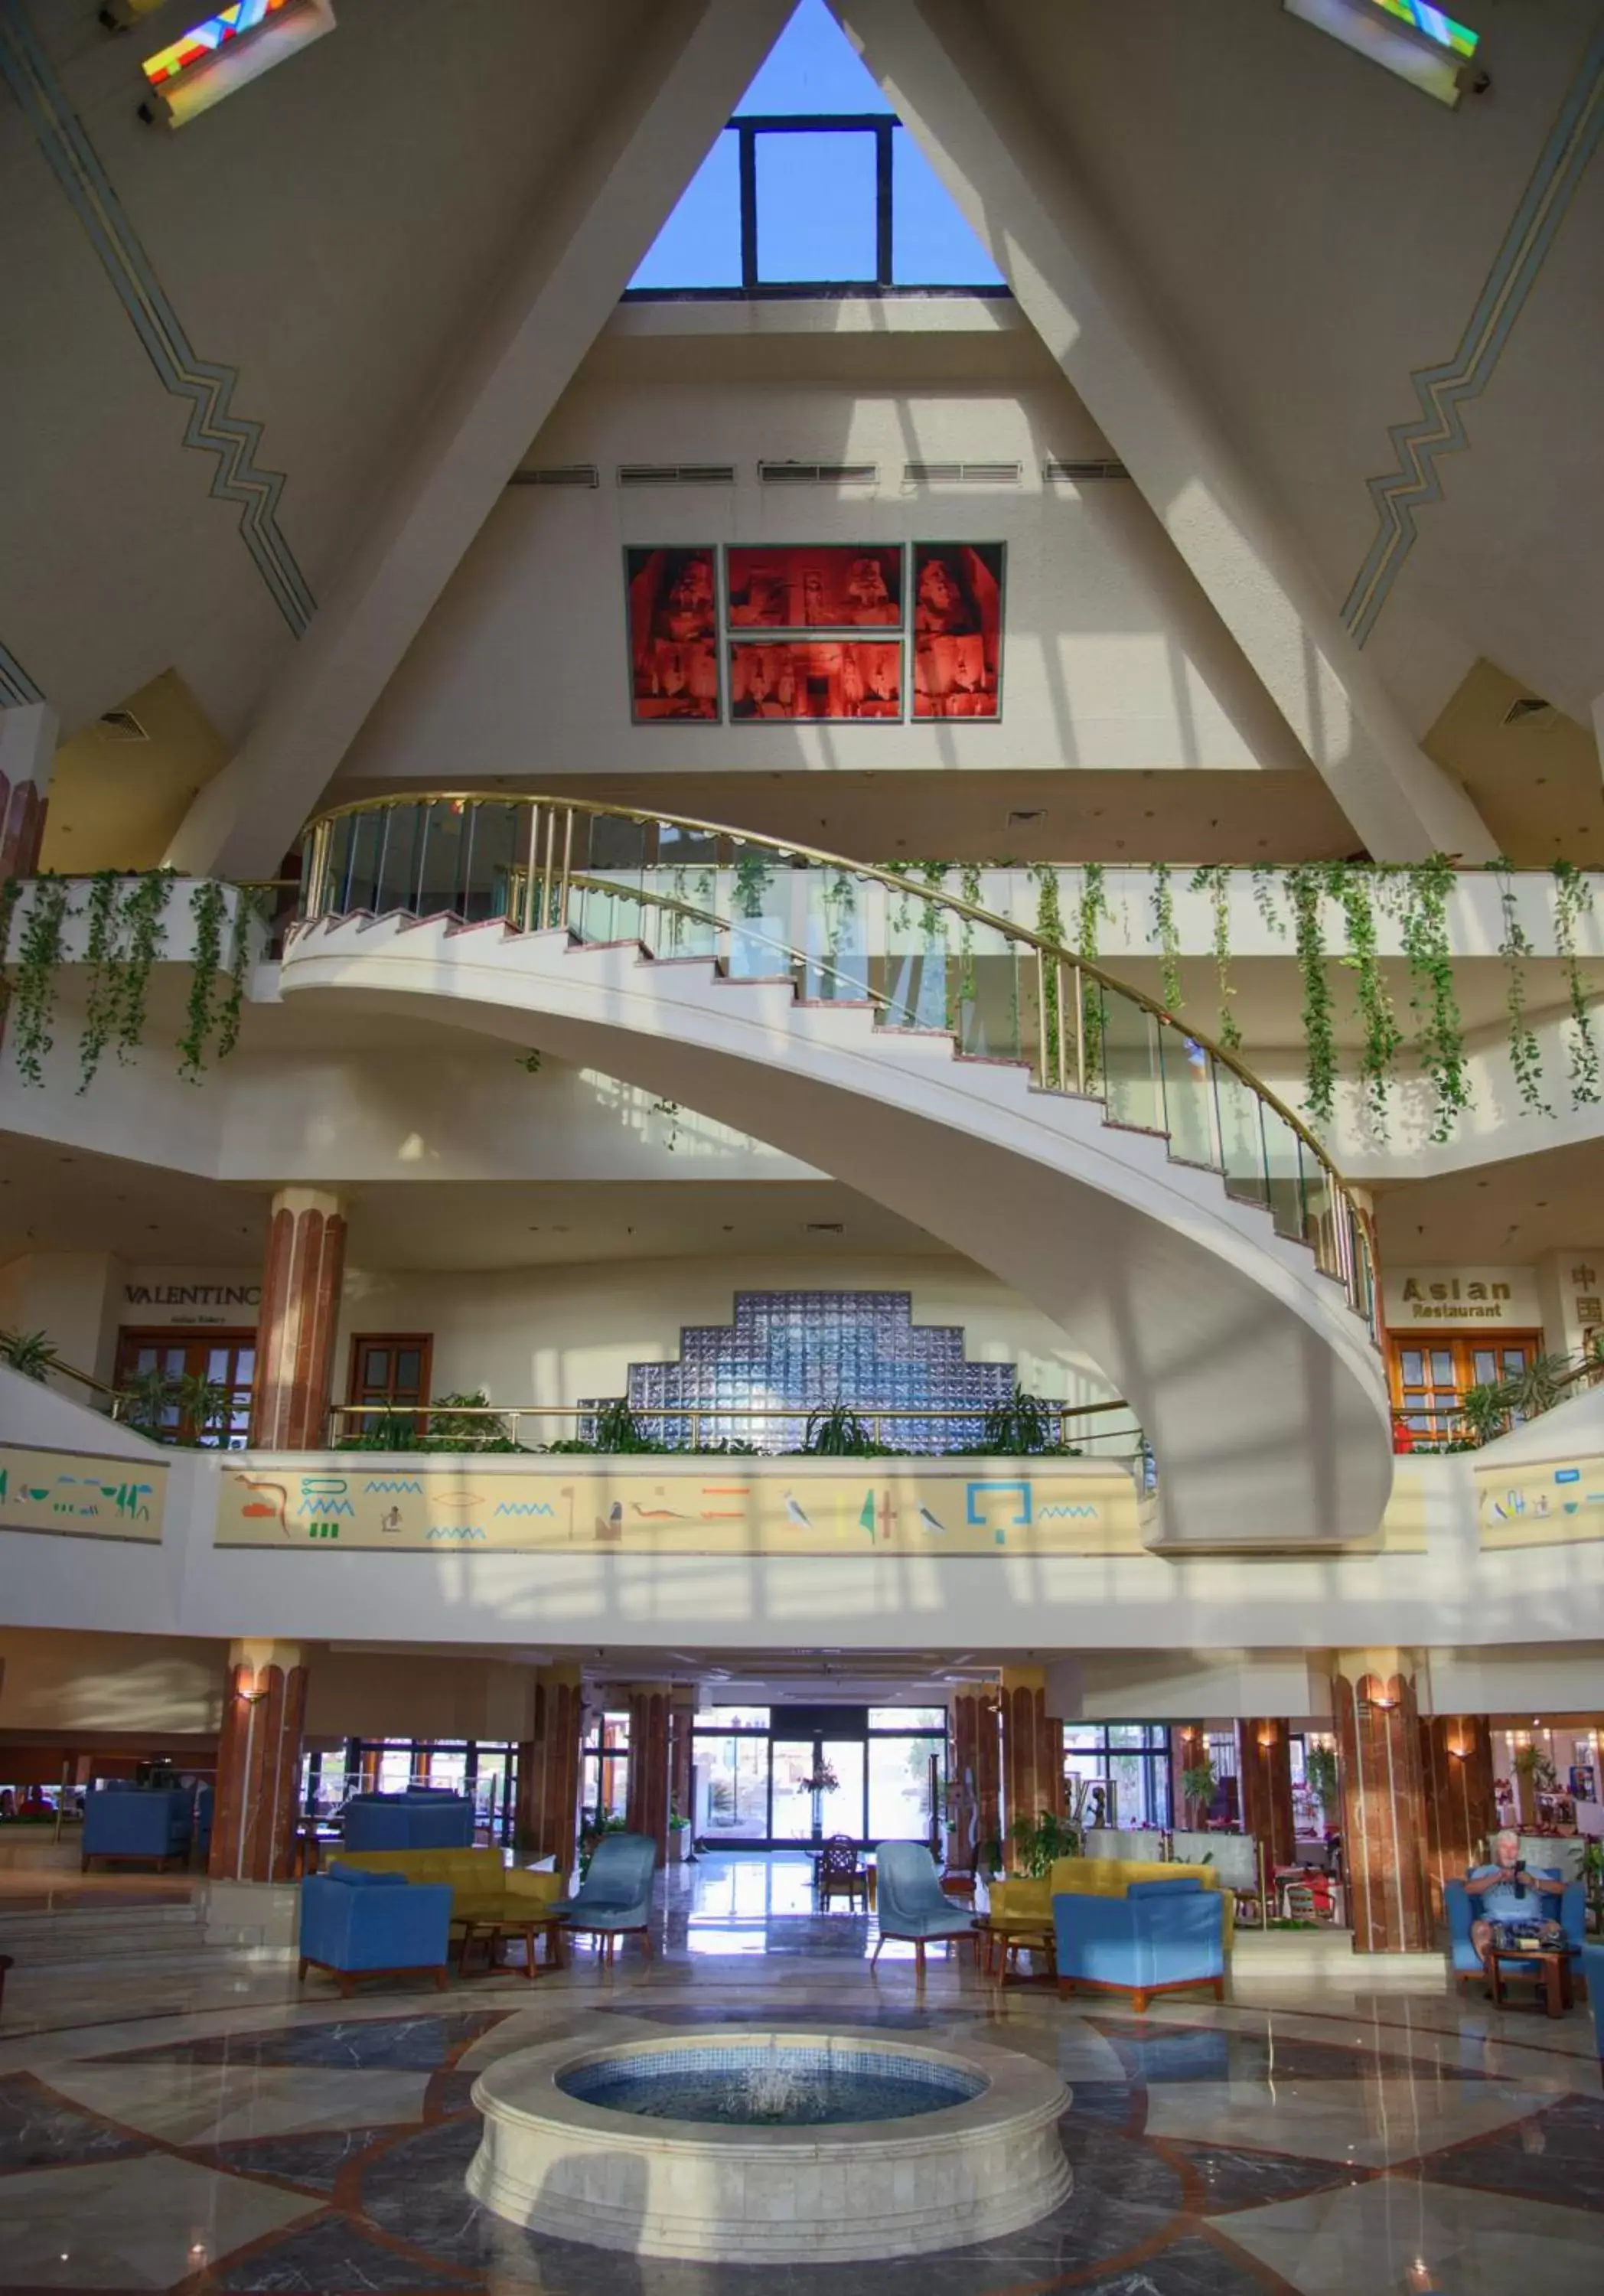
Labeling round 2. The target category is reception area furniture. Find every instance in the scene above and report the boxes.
[341,1792,475,1851]
[549,1831,658,1963]
[80,1786,194,1871]
[992,1854,1237,1948]
[298,1865,454,1994]
[327,1845,563,1954]
[1054,1876,1226,2013]
[871,1841,980,1977]
[456,1909,566,1981]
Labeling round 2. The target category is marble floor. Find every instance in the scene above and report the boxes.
[1,1852,1601,2294]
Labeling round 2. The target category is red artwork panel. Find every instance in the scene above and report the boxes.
[626,547,719,721]
[727,545,902,631]
[729,640,902,720]
[912,543,1003,719]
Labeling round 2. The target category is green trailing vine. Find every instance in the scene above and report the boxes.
[1189,865,1241,1050]
[1150,859,1182,1014]
[213,891,253,1066]
[1286,865,1337,1131]
[1400,856,1471,1142]
[1251,867,1288,940]
[1493,861,1550,1119]
[1030,866,1068,1073]
[732,850,774,921]
[116,869,172,1065]
[10,876,70,1087]
[1076,862,1108,1083]
[1328,865,1400,1138]
[1552,860,1600,1107]
[820,867,856,979]
[178,879,228,1081]
[77,871,124,1094]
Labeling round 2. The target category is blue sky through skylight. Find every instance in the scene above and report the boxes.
[628,0,1005,292]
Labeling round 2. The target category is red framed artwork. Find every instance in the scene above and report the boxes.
[625,546,720,721]
[912,543,1003,719]
[726,545,902,631]
[729,639,902,720]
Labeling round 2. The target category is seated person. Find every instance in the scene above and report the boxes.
[1464,1828,1546,1968]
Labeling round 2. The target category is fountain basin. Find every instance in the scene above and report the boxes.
[468,2027,1071,2262]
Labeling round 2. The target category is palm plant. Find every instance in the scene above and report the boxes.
[173,1372,229,1446]
[0,1328,58,1381]
[1457,1381,1511,1447]
[1498,1351,1580,1421]
[804,1401,888,1456]
[981,1388,1060,1454]
[1008,1809,1081,1877]
[121,1365,180,1438]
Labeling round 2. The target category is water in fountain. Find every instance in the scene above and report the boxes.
[560,2040,983,2126]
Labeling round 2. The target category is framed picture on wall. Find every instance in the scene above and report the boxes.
[624,546,720,721]
[911,542,1004,719]
[726,544,903,631]
[729,638,903,720]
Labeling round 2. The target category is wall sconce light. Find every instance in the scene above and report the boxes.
[1257,1731,1277,1750]
[1446,1743,1469,1761]
[1371,1691,1399,1711]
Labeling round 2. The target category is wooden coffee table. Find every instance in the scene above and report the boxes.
[1488,1941,1573,2018]
[457,1913,565,1981]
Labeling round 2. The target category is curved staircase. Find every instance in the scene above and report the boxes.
[279,798,1394,1551]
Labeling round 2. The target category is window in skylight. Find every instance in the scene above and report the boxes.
[1283,0,1482,107]
[140,0,334,127]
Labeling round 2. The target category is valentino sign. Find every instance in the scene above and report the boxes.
[124,1285,260,1308]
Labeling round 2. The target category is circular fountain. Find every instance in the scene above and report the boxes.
[468,2029,1071,2262]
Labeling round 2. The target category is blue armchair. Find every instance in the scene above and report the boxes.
[298,1865,454,1994]
[550,1831,658,1963]
[1444,1867,1581,1986]
[1054,1877,1225,2013]
[1581,1941,1603,2056]
[81,1786,193,1871]
[872,1841,980,1978]
[342,1794,475,1851]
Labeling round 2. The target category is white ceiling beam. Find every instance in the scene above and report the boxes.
[168,0,795,879]
[831,0,1497,863]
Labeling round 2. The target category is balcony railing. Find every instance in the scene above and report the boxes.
[295,793,1381,1339]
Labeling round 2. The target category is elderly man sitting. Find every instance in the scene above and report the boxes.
[1463,1828,1546,1970]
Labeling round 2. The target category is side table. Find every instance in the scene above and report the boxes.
[458,1914,565,1982]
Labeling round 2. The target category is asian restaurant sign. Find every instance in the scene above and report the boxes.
[1383,1267,1540,1329]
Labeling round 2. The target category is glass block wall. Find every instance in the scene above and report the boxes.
[582,1290,1015,1452]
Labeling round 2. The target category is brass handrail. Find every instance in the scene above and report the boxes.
[294,791,1378,1330]
[324,1397,1142,1453]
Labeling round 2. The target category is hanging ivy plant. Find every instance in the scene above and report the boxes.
[1189,864,1241,1050]
[1327,865,1400,1137]
[732,851,774,921]
[1400,856,1471,1142]
[883,858,915,933]
[1151,859,1182,1013]
[1251,867,1289,940]
[1492,862,1550,1118]
[1551,860,1600,1107]
[77,870,126,1094]
[820,867,856,977]
[1285,866,1337,1130]
[1029,866,1068,1074]
[178,879,228,1081]
[116,869,173,1064]
[213,891,253,1066]
[10,875,71,1087]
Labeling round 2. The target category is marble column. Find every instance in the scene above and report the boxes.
[249,1188,347,1449]
[948,1688,1002,1869]
[515,1664,583,1874]
[1001,1668,1064,1863]
[1420,1714,1497,1919]
[669,1694,696,1833]
[1238,1720,1297,1874]
[210,1640,307,1883]
[1330,1649,1433,1952]
[624,1685,671,1864]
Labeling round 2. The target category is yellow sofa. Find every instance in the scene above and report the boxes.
[328,1847,563,1929]
[990,1856,1235,1948]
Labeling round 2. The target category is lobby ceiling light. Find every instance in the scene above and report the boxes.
[1283,0,1484,109]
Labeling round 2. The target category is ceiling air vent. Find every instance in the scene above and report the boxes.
[96,709,149,741]
[617,463,736,487]
[758,460,878,486]
[508,464,599,488]
[1501,696,1554,728]
[903,460,1022,486]
[1042,458,1130,484]
[804,1220,846,1233]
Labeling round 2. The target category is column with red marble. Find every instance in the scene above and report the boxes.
[1331,1649,1433,1952]
[210,1640,308,1883]
[249,1188,348,1449]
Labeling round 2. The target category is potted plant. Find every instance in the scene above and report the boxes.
[1180,1750,1217,1829]
[1008,1809,1081,1878]
[0,1328,58,1382]
[668,1808,692,1864]
[1304,1743,1340,1828]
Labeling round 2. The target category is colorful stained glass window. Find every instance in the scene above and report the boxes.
[142,0,298,91]
[1372,1,1479,58]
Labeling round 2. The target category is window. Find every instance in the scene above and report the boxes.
[347,1333,432,1438]
[582,1710,631,1823]
[140,0,336,129]
[1063,1722,1172,1831]
[1283,1,1481,109]
[628,0,1003,296]
[115,1328,256,1447]
[1389,1332,1541,1444]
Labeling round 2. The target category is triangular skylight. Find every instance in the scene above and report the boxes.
[628,0,1006,293]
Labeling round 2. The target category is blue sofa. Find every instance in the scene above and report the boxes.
[872,1841,980,1978]
[1055,1877,1225,2012]
[1581,1941,1603,2056]
[81,1786,194,1871]
[298,1864,454,1994]
[341,1793,475,1852]
[550,1831,659,1963]
[1443,1867,1582,1987]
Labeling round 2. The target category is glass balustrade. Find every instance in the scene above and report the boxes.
[298,796,1377,1339]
